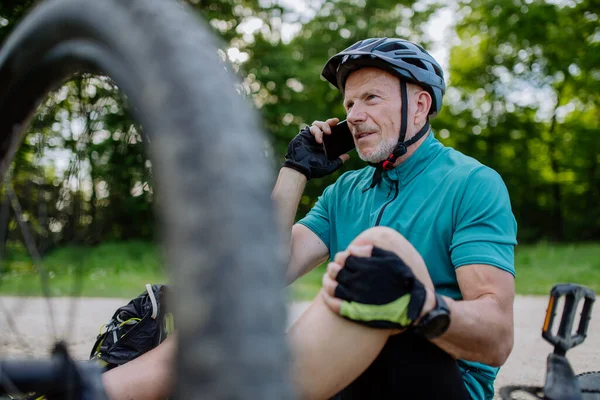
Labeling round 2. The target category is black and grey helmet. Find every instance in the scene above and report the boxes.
[322,37,446,117]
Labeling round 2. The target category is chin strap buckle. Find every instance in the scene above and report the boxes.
[382,159,394,170]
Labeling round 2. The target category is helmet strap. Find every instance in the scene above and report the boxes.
[364,80,431,192]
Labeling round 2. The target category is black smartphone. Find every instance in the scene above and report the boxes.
[322,120,355,161]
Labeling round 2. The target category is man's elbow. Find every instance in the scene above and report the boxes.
[487,332,514,367]
[485,294,515,367]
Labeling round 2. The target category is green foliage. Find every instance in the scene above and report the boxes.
[3,75,154,252]
[0,0,36,45]
[442,0,600,241]
[0,0,599,248]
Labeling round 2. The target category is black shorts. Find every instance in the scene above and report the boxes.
[331,331,472,400]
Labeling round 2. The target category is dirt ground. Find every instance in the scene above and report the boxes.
[1,295,598,399]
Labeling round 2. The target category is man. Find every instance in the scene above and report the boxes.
[103,37,517,400]
[275,37,517,399]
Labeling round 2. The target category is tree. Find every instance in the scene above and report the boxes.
[440,0,600,241]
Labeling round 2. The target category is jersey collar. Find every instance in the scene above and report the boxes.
[381,130,443,187]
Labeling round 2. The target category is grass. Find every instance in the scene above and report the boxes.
[288,263,327,301]
[514,242,600,296]
[0,241,166,298]
[1,241,599,300]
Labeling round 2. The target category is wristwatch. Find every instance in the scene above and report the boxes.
[412,292,451,339]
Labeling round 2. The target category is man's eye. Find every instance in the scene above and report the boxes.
[367,94,377,100]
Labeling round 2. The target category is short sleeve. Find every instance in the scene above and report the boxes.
[450,167,518,276]
[296,184,334,250]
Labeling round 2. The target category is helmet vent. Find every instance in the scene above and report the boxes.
[403,57,427,70]
[376,42,409,52]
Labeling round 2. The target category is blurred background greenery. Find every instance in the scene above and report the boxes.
[0,0,598,299]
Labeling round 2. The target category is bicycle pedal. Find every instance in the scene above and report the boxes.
[542,284,595,356]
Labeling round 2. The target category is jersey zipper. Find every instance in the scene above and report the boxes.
[375,180,399,226]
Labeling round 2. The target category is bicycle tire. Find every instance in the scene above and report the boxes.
[499,372,600,400]
[0,0,292,398]
[499,385,544,399]
[579,371,600,399]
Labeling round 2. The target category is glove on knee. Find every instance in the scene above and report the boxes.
[334,246,427,329]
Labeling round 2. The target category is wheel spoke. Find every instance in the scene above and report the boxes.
[0,367,25,398]
[6,185,57,342]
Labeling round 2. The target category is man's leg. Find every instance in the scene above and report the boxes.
[329,331,472,400]
[286,226,438,399]
[102,226,440,400]
[287,293,389,399]
[314,227,471,400]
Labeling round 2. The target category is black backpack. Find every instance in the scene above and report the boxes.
[89,284,173,370]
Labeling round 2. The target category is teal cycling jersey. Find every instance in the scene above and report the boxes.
[298,131,518,400]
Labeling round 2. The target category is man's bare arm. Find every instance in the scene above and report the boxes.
[433,265,515,367]
[271,167,307,236]
[287,224,329,283]
[271,167,329,283]
[102,335,176,400]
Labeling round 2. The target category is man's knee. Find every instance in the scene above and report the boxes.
[350,227,434,290]
[351,227,408,249]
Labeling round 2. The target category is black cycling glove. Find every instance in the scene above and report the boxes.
[334,246,427,330]
[283,127,344,180]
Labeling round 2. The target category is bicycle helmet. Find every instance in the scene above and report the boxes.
[322,38,446,190]
[322,37,445,117]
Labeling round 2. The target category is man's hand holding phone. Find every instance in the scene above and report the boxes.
[283,117,352,180]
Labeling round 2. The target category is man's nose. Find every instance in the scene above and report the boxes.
[347,104,367,126]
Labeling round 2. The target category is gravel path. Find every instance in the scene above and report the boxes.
[1,295,598,398]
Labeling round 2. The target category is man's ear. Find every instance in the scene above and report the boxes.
[413,90,432,126]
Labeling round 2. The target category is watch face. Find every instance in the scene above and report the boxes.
[418,294,451,339]
[423,313,451,339]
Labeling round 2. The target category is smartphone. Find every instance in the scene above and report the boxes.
[322,120,355,161]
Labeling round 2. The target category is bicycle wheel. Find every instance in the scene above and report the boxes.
[500,371,600,399]
[579,371,600,400]
[0,0,292,398]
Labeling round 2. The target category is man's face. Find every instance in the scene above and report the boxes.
[343,68,402,163]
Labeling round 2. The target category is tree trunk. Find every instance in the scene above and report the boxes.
[547,91,564,241]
